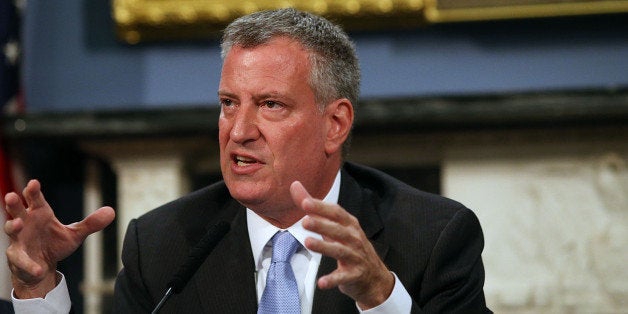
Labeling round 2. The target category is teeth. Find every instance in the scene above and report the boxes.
[235,155,255,166]
[236,156,255,162]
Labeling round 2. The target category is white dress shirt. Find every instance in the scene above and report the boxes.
[13,171,412,313]
[12,272,71,314]
[247,171,411,314]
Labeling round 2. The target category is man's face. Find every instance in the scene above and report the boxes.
[218,37,336,222]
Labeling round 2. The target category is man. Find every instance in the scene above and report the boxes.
[4,8,490,313]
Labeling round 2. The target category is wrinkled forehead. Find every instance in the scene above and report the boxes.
[221,36,315,83]
[222,34,314,59]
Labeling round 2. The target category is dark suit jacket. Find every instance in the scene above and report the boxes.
[114,162,490,313]
[0,299,14,314]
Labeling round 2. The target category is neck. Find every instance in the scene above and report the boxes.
[260,209,306,229]
[254,163,342,229]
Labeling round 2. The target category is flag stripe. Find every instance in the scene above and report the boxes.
[1,0,21,300]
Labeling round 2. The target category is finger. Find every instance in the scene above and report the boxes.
[4,192,26,219]
[6,245,45,279]
[305,236,359,262]
[317,269,350,290]
[4,217,23,238]
[303,198,355,227]
[290,181,353,224]
[69,206,115,239]
[303,214,356,243]
[23,179,47,210]
[290,181,314,211]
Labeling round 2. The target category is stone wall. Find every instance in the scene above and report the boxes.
[443,129,628,313]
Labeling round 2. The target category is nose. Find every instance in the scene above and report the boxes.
[229,105,260,144]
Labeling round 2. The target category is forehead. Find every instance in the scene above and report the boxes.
[226,37,309,67]
[220,37,313,90]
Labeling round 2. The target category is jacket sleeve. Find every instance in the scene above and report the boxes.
[0,299,15,314]
[416,208,492,314]
[113,219,155,313]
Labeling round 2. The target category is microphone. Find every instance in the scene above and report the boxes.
[152,221,230,314]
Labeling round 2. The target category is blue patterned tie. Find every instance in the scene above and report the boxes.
[258,231,301,314]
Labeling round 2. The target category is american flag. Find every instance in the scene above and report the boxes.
[1,0,22,301]
[1,0,22,186]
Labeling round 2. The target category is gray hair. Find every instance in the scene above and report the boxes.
[220,8,361,108]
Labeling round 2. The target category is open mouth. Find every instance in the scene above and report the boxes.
[233,155,258,166]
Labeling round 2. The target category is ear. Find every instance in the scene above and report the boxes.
[324,98,354,155]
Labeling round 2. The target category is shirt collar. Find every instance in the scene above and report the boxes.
[247,170,342,270]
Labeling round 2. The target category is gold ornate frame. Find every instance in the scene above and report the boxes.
[112,0,628,44]
[424,0,628,23]
[111,0,425,44]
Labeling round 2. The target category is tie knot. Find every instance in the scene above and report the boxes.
[271,231,300,263]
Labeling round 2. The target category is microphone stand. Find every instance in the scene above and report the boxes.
[151,287,173,314]
[150,221,230,313]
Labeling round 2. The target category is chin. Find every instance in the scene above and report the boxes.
[226,182,267,205]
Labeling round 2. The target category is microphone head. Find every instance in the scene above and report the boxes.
[168,221,230,293]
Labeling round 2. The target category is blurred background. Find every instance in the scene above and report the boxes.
[1,0,628,313]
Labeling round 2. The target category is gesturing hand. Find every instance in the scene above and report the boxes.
[3,179,115,299]
[290,181,394,310]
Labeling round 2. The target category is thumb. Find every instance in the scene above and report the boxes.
[290,181,313,211]
[71,206,116,239]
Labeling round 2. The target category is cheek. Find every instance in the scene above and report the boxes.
[218,129,231,165]
[276,121,324,156]
[218,119,230,144]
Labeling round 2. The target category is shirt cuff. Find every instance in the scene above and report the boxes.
[356,272,412,314]
[12,272,72,314]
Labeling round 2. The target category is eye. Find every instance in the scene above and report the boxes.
[262,101,282,109]
[220,98,233,107]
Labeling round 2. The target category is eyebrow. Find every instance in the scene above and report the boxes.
[256,92,284,100]
[218,91,287,101]
[217,90,236,98]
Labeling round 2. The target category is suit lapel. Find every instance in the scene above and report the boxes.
[194,200,258,313]
[187,168,391,312]
[312,168,390,313]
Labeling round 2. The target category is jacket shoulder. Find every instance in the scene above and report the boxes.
[343,162,468,217]
[132,181,238,246]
